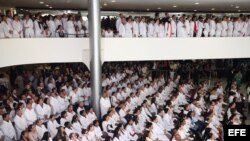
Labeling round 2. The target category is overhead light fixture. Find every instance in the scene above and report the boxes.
[49,7,53,9]
[158,7,161,10]
[104,3,107,6]
[146,8,150,11]
[40,2,44,4]
[194,9,197,12]
[194,2,199,5]
[238,10,241,12]
[173,5,177,8]
[111,0,116,3]
[20,9,23,10]
[235,6,240,9]
[45,5,50,7]
[211,8,215,11]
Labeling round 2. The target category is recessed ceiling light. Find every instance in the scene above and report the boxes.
[194,2,199,5]
[173,5,177,8]
[235,6,240,9]
[158,7,161,10]
[146,8,150,11]
[238,10,241,12]
[211,8,215,11]
[20,9,23,10]
[111,0,116,3]
[194,9,197,12]
[40,2,44,4]
[45,5,49,7]
[25,10,28,11]
[104,3,107,6]
[49,7,53,9]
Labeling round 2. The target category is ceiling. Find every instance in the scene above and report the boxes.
[0,0,250,12]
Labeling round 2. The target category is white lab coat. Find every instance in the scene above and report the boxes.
[23,19,34,38]
[203,22,210,37]
[125,22,133,38]
[100,97,111,117]
[233,21,241,37]
[54,19,62,29]
[24,108,37,125]
[47,120,59,138]
[62,17,68,32]
[12,20,23,38]
[36,104,48,120]
[118,23,126,37]
[139,22,147,37]
[105,31,113,37]
[1,21,13,38]
[13,115,28,139]
[72,121,83,135]
[177,21,187,37]
[47,20,56,37]
[154,24,160,37]
[209,20,216,37]
[215,23,222,37]
[197,21,204,37]
[132,21,139,37]
[221,21,228,37]
[36,125,48,140]
[0,23,4,38]
[170,20,177,37]
[79,115,90,129]
[147,23,154,37]
[0,120,17,141]
[34,20,43,37]
[125,125,138,141]
[159,24,166,37]
[152,122,169,141]
[67,20,76,37]
[227,21,233,37]
[185,20,191,36]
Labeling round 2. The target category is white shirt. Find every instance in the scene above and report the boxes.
[105,30,113,37]
[79,115,90,129]
[24,108,37,125]
[100,97,111,117]
[36,125,48,140]
[139,21,147,37]
[35,104,48,120]
[125,22,133,37]
[47,120,60,138]
[132,21,139,37]
[13,115,28,138]
[0,120,16,140]
[118,23,126,37]
[12,20,23,38]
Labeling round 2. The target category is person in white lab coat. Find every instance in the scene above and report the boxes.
[67,15,76,38]
[170,15,177,37]
[177,16,187,37]
[116,13,122,32]
[118,17,126,37]
[14,108,28,139]
[185,15,191,37]
[12,14,23,38]
[227,17,234,37]
[197,16,204,37]
[34,13,43,38]
[125,17,133,38]
[147,19,154,37]
[23,14,34,38]
[1,15,13,38]
[47,15,56,37]
[215,18,222,37]
[100,91,111,118]
[159,20,166,38]
[154,19,160,37]
[47,115,60,138]
[209,16,216,37]
[190,16,198,37]
[54,15,62,29]
[35,98,49,121]
[203,18,210,37]
[233,17,242,37]
[139,17,147,37]
[35,119,48,140]
[24,102,37,125]
[132,17,139,37]
[125,118,138,141]
[221,16,228,37]
[0,113,17,141]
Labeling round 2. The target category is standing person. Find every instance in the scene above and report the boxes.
[100,91,111,118]
[209,16,216,37]
[225,68,235,92]
[125,17,132,38]
[190,16,198,37]
[203,18,210,37]
[66,15,76,37]
[215,18,222,37]
[185,15,191,37]
[159,21,166,38]
[23,14,34,38]
[54,15,62,30]
[153,19,160,37]
[116,13,123,32]
[177,16,187,37]
[233,17,241,37]
[227,17,234,37]
[47,15,56,37]
[132,16,139,37]
[139,17,147,37]
[118,17,126,37]
[221,16,228,37]
[34,13,43,38]
[12,14,23,38]
[170,15,177,37]
[197,16,204,37]
[1,15,13,38]
[147,19,154,37]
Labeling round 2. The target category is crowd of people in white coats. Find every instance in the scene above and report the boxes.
[1,10,250,38]
[0,61,248,141]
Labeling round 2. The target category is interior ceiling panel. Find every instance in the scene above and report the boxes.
[0,0,250,12]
